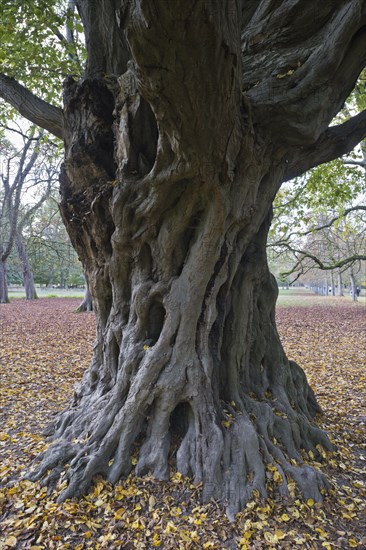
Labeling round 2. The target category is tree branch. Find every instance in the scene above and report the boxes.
[269,205,366,247]
[0,73,63,139]
[285,110,366,181]
[279,242,365,275]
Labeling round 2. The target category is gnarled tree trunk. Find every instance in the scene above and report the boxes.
[29,78,333,518]
[25,0,366,518]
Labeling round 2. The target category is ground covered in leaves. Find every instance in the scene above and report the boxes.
[0,297,365,549]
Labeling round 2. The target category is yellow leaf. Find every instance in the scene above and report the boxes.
[84,531,92,538]
[5,537,17,548]
[191,531,200,542]
[307,498,315,507]
[275,530,286,540]
[315,527,328,538]
[164,521,177,533]
[276,69,294,79]
[0,432,9,441]
[348,540,358,548]
[273,470,283,482]
[281,513,291,522]
[264,532,277,543]
[288,481,296,497]
[222,420,231,428]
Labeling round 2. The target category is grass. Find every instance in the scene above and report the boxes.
[7,285,365,307]
[8,286,85,300]
[277,286,365,307]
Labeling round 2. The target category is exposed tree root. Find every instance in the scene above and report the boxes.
[28,69,337,519]
[27,328,333,520]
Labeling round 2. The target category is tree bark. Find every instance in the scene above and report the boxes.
[15,232,38,300]
[28,76,332,518]
[330,272,335,296]
[76,285,93,312]
[25,0,366,518]
[337,271,344,297]
[0,258,9,304]
[349,271,357,302]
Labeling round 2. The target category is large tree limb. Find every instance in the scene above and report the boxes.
[285,110,366,181]
[0,73,63,139]
[242,1,366,145]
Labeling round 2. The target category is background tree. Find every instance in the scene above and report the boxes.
[25,193,84,288]
[0,128,44,302]
[268,136,366,290]
[1,1,366,518]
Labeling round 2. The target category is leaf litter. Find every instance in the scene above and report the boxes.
[0,298,365,548]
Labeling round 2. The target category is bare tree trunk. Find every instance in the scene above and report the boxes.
[337,271,344,297]
[330,271,335,296]
[349,271,357,302]
[0,259,9,304]
[47,266,53,289]
[15,232,38,300]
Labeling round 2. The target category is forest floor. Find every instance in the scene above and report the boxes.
[0,297,365,549]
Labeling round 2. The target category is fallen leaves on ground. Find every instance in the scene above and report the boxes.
[0,298,365,548]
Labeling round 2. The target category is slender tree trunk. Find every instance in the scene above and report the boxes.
[337,271,344,297]
[0,259,9,304]
[349,272,357,302]
[47,266,53,288]
[28,74,332,518]
[330,272,335,296]
[15,232,38,300]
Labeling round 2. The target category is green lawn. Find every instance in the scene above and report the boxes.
[8,285,364,307]
[277,286,365,307]
[8,287,85,300]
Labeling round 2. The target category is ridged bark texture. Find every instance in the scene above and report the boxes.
[27,0,366,518]
[28,75,331,518]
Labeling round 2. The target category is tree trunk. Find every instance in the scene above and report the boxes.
[0,258,9,304]
[349,272,357,302]
[15,232,38,300]
[330,272,335,296]
[46,267,53,288]
[28,72,333,518]
[76,285,93,312]
[337,271,344,297]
